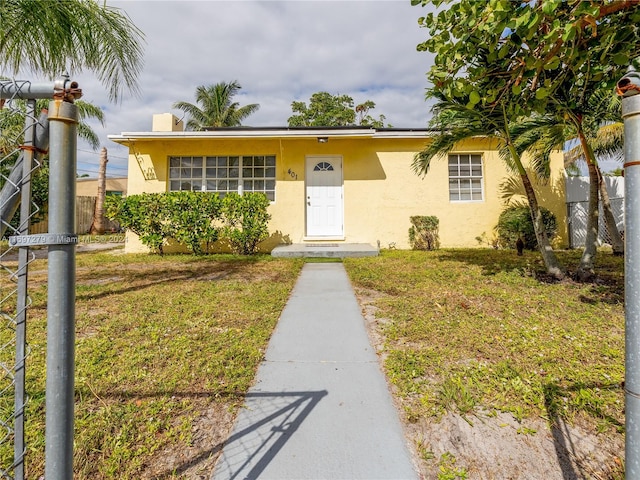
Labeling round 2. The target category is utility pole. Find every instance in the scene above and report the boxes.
[618,65,640,477]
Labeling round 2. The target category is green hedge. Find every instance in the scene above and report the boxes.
[106,191,271,255]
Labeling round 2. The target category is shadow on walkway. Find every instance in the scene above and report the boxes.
[152,390,327,480]
[213,390,328,479]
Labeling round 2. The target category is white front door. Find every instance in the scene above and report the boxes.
[306,156,344,237]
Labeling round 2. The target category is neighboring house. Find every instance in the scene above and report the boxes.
[76,177,128,197]
[108,113,568,254]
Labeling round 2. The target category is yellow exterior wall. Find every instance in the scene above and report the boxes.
[122,135,567,253]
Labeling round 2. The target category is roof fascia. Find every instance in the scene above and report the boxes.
[108,128,374,143]
[107,128,438,144]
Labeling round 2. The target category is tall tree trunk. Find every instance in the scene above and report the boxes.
[597,167,624,255]
[90,147,108,235]
[508,145,566,280]
[576,129,599,281]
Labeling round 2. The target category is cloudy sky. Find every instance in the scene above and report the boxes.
[65,0,436,178]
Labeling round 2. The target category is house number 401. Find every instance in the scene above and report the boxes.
[287,169,297,180]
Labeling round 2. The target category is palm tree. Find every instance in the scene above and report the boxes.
[413,93,566,280]
[515,91,625,277]
[173,81,260,130]
[0,0,144,101]
[564,124,624,166]
[90,147,108,235]
[565,93,624,257]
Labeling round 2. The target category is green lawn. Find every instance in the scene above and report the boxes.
[0,247,625,478]
[1,252,304,479]
[344,248,624,475]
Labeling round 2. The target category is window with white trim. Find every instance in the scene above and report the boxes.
[169,155,276,201]
[448,154,483,202]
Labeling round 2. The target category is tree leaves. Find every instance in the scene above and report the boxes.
[413,0,640,117]
[467,91,481,109]
[287,92,389,127]
[0,0,144,102]
[535,88,550,100]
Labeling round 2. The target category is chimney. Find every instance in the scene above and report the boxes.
[152,113,184,132]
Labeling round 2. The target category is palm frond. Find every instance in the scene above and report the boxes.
[0,96,104,150]
[77,123,100,150]
[174,81,259,129]
[497,143,518,173]
[0,0,144,102]
[498,174,526,205]
[509,114,571,180]
[414,94,509,176]
[412,130,465,175]
[76,101,106,128]
[592,122,624,160]
[564,122,623,167]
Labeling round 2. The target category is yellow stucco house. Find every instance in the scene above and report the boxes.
[108,113,567,254]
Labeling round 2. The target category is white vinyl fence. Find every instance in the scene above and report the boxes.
[566,176,624,248]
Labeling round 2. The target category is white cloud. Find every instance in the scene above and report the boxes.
[17,0,437,176]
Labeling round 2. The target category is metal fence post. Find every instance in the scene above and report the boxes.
[43,97,78,480]
[618,66,640,477]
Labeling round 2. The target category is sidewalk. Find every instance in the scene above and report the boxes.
[211,263,419,480]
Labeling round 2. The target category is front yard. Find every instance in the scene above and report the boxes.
[0,247,625,478]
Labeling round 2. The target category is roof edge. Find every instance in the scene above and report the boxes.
[108,126,436,143]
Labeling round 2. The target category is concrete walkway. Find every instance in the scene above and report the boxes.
[211,263,419,480]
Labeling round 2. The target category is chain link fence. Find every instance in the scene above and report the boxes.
[0,80,47,480]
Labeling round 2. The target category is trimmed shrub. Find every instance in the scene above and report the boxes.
[108,191,272,255]
[106,193,171,254]
[222,192,271,255]
[408,215,440,250]
[496,205,557,251]
[164,191,222,254]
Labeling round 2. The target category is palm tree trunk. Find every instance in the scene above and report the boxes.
[90,147,108,235]
[576,129,599,281]
[508,145,565,280]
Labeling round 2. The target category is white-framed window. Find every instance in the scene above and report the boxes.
[169,155,276,201]
[448,153,483,202]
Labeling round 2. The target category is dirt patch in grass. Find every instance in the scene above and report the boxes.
[141,399,236,479]
[407,412,622,480]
